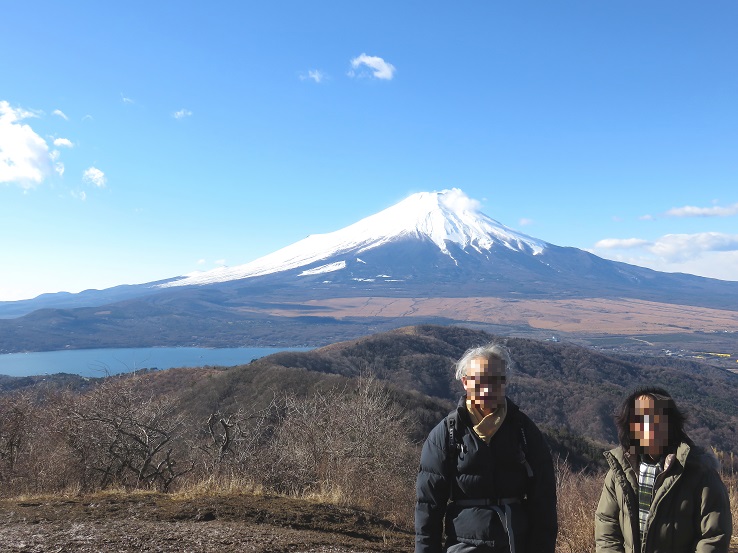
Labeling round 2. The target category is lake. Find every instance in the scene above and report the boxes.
[0,347,311,378]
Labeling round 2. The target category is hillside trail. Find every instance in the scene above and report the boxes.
[0,492,413,553]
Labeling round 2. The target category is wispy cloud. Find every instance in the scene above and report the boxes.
[71,190,87,201]
[348,53,396,80]
[121,94,134,104]
[52,109,69,120]
[50,150,65,175]
[0,100,52,188]
[592,232,738,281]
[308,69,325,83]
[54,161,65,177]
[53,137,74,148]
[665,203,738,217]
[519,218,534,227]
[649,232,738,262]
[83,166,107,188]
[173,108,192,119]
[300,69,326,83]
[594,238,651,250]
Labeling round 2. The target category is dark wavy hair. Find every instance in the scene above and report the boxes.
[614,386,687,453]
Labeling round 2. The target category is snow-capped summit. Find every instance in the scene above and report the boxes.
[160,189,549,288]
[5,189,738,329]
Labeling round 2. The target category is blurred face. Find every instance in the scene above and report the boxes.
[630,395,669,457]
[462,356,506,415]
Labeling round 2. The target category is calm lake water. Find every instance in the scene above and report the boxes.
[0,347,310,378]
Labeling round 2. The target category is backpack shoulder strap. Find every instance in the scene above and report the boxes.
[446,410,457,454]
[511,410,534,478]
[445,410,467,500]
[445,410,468,456]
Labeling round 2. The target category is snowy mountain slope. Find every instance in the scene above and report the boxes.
[4,188,738,329]
[4,188,738,352]
[159,189,548,289]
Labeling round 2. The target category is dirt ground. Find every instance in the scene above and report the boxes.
[2,492,736,553]
[0,492,414,553]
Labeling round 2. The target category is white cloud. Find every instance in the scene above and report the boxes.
[83,166,107,188]
[0,100,52,188]
[197,259,206,265]
[594,238,651,249]
[639,214,655,221]
[348,53,396,80]
[300,69,326,83]
[214,259,226,266]
[50,150,66,175]
[308,70,325,83]
[666,203,738,217]
[173,108,192,119]
[53,137,74,148]
[649,232,738,262]
[71,189,87,201]
[121,94,134,104]
[592,232,738,281]
[53,109,69,120]
[443,188,481,213]
[519,218,534,226]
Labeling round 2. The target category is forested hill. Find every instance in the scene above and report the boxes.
[251,325,738,454]
[2,324,736,466]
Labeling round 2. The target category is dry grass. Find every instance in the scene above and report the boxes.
[714,449,738,548]
[554,457,602,553]
[724,474,738,549]
[171,474,267,500]
[245,296,738,334]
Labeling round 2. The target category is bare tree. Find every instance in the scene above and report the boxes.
[195,396,284,483]
[264,373,418,521]
[61,376,192,492]
[0,392,34,483]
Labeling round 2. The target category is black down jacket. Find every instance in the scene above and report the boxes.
[415,396,558,553]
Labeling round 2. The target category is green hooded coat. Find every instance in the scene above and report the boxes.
[594,441,732,553]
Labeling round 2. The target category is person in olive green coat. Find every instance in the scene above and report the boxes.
[595,387,732,553]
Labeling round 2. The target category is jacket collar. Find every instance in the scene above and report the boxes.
[604,440,694,491]
[456,394,518,421]
[604,446,639,495]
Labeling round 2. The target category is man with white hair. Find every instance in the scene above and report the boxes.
[415,343,558,553]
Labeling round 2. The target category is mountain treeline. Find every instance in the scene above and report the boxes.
[253,325,738,453]
[1,325,736,530]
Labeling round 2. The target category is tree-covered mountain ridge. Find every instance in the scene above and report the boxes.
[3,324,736,462]
[255,324,738,454]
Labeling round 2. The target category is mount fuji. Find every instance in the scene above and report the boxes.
[2,189,738,352]
[157,189,548,291]
[146,188,736,308]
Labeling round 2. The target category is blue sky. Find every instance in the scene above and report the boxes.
[2,1,737,301]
